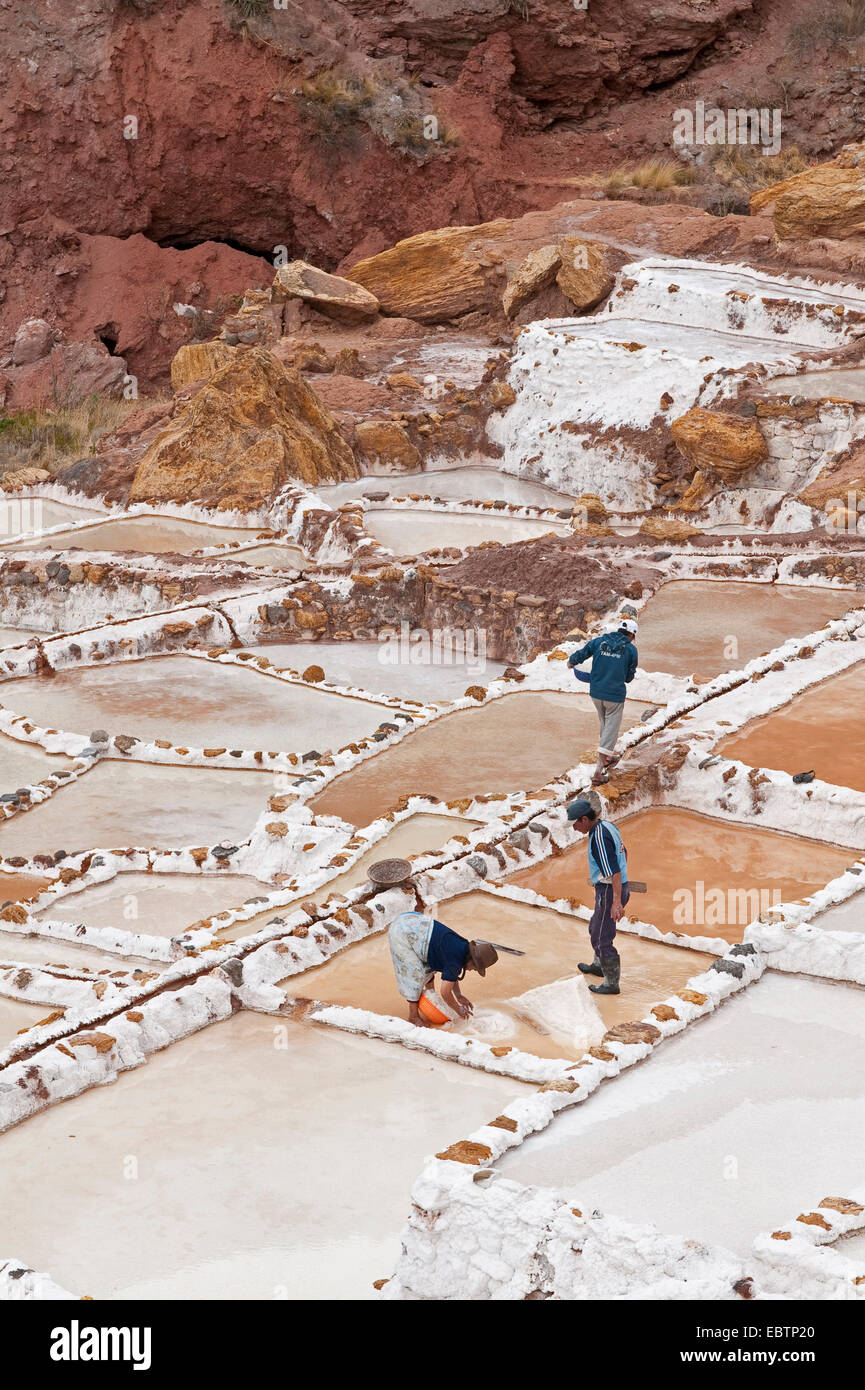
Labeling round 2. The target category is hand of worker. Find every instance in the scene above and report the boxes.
[452,988,474,1018]
[610,897,624,923]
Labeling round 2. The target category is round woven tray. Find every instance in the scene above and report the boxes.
[367,857,413,886]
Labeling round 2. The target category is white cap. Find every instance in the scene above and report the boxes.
[618,617,638,636]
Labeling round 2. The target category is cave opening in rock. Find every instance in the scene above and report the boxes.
[95,323,119,355]
[153,233,274,261]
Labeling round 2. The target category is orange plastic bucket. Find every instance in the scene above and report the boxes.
[418,991,450,1025]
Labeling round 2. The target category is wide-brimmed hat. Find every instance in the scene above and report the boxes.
[468,940,498,975]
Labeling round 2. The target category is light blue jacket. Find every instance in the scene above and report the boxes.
[587,820,628,885]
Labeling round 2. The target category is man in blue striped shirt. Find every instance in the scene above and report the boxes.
[566,798,630,995]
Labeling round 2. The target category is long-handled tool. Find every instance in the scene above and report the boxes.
[474,939,526,956]
[586,879,647,892]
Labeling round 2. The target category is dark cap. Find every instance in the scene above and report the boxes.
[468,940,498,975]
[566,798,595,822]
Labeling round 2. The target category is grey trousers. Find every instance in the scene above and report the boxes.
[592,698,625,756]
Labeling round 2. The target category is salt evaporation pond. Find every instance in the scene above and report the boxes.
[0,1012,518,1299]
[0,930,161,973]
[36,871,273,939]
[311,691,653,825]
[363,508,569,555]
[0,733,74,790]
[719,660,865,794]
[0,627,46,647]
[0,994,49,1050]
[507,808,853,941]
[497,973,865,1257]
[636,581,854,677]
[0,497,105,540]
[316,467,574,508]
[762,367,865,403]
[6,514,264,555]
[6,655,395,750]
[285,892,714,1060]
[246,639,509,701]
[216,814,480,941]
[216,544,304,570]
[0,868,50,901]
[0,763,272,856]
[808,888,865,935]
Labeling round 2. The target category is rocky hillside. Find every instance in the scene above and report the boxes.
[5,0,865,413]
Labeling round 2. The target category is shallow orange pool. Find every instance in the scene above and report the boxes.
[719,661,865,794]
[310,691,653,826]
[506,808,853,942]
[284,891,715,1059]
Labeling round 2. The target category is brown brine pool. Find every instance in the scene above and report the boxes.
[636,581,854,678]
[506,808,854,941]
[719,661,865,794]
[282,891,714,1059]
[5,656,395,752]
[310,692,653,826]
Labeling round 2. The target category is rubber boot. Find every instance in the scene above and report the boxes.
[578,956,604,977]
[589,956,621,995]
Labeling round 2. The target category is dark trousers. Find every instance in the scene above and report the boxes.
[589,882,630,961]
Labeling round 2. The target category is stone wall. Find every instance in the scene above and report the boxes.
[752,398,865,494]
[253,567,601,664]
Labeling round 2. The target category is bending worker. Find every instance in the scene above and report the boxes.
[567,797,629,996]
[567,617,639,785]
[388,908,498,1027]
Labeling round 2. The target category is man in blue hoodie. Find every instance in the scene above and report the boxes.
[567,617,638,785]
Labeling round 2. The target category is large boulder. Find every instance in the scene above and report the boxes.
[751,145,865,240]
[638,515,701,541]
[170,341,237,391]
[12,318,54,366]
[348,220,513,322]
[671,407,767,483]
[502,245,561,318]
[355,419,420,472]
[1,341,126,411]
[129,348,357,509]
[346,209,630,323]
[0,467,52,493]
[556,238,617,312]
[273,261,379,323]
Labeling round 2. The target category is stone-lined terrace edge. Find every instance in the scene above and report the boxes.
[379,941,764,1299]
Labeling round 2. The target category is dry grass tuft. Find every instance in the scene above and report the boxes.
[0,396,168,477]
[789,1,865,54]
[604,159,698,192]
[293,66,458,156]
[296,70,379,134]
[711,144,807,192]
